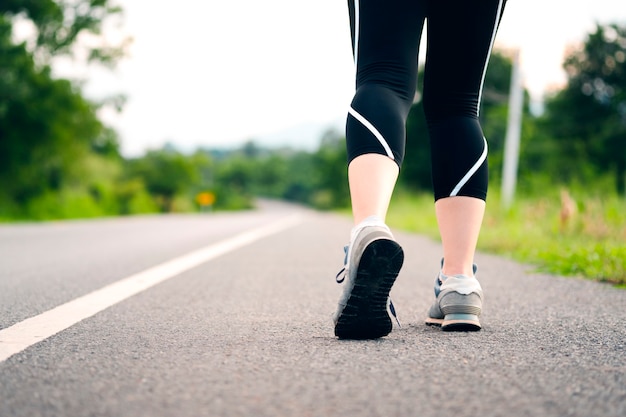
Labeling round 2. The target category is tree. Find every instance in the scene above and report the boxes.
[0,17,106,203]
[127,149,199,212]
[541,23,626,194]
[1,0,126,65]
[0,1,128,218]
[310,129,350,209]
[401,95,432,191]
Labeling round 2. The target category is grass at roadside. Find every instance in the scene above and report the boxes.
[383,189,626,287]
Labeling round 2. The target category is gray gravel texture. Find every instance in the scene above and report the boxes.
[1,202,624,417]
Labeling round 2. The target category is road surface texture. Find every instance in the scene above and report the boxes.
[1,200,624,417]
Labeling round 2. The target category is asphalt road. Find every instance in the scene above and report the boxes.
[1,200,624,417]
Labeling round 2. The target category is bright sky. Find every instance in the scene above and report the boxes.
[53,0,626,156]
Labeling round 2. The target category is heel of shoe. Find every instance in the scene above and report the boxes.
[441,313,481,331]
[439,292,482,331]
[334,239,404,339]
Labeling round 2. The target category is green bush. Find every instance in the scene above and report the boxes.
[24,189,107,220]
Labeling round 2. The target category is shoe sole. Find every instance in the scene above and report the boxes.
[334,239,404,340]
[425,314,482,331]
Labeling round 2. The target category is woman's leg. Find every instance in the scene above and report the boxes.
[345,0,426,225]
[435,197,486,276]
[423,0,507,276]
[333,0,427,339]
[348,154,399,225]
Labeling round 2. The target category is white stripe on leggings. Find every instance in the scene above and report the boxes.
[348,106,395,160]
[353,0,360,70]
[450,137,488,197]
[477,0,504,117]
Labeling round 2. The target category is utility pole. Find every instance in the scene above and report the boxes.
[501,49,524,209]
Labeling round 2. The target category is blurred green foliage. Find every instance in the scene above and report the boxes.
[535,24,626,195]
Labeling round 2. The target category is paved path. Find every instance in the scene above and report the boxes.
[1,201,624,417]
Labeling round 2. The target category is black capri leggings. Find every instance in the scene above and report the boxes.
[346,0,507,201]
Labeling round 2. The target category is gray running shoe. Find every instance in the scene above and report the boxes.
[333,225,404,339]
[425,263,483,331]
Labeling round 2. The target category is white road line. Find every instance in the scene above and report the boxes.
[0,214,305,363]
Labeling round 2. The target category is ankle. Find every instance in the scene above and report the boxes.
[353,214,385,227]
[441,262,476,278]
[351,215,390,243]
